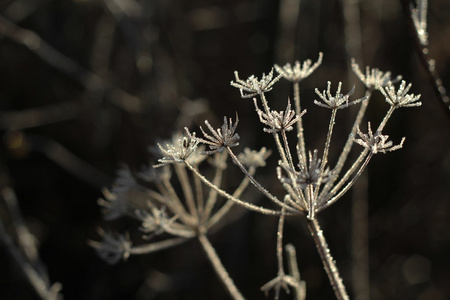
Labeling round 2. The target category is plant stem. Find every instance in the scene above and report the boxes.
[307,218,349,300]
[198,234,246,300]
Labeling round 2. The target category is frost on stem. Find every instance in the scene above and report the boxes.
[377,80,422,108]
[195,115,240,155]
[353,122,405,154]
[274,52,323,82]
[254,98,305,133]
[230,68,281,98]
[314,81,366,109]
[351,59,402,89]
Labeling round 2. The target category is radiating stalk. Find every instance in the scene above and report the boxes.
[198,234,246,300]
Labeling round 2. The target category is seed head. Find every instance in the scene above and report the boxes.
[377,80,422,108]
[274,53,323,83]
[353,122,405,154]
[230,69,281,98]
[314,81,366,109]
[195,114,240,155]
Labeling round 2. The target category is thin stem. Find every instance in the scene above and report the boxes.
[202,151,228,222]
[130,237,188,255]
[306,184,315,220]
[198,234,246,300]
[227,147,297,213]
[377,106,396,132]
[322,90,371,197]
[193,165,204,216]
[206,167,253,230]
[285,244,306,300]
[321,109,337,172]
[0,221,61,300]
[185,161,282,215]
[174,164,198,219]
[307,218,349,300]
[319,151,373,212]
[146,185,194,226]
[276,206,287,275]
[320,149,369,206]
[281,130,295,170]
[293,82,307,165]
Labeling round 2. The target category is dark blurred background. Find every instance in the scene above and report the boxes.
[0,0,449,299]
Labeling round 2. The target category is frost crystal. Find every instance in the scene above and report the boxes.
[353,122,405,154]
[377,80,422,108]
[154,129,200,167]
[352,59,402,89]
[274,53,323,82]
[254,98,304,133]
[230,69,281,98]
[314,81,366,109]
[195,115,240,155]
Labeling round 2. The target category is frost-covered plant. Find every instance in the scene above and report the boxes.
[90,129,304,299]
[91,54,421,300]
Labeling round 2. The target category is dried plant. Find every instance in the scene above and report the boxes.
[92,55,421,300]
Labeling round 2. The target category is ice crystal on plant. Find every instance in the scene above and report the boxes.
[314,81,366,109]
[254,98,305,133]
[352,59,402,89]
[377,80,422,108]
[195,115,240,155]
[353,122,405,154]
[154,129,200,167]
[274,53,323,82]
[230,69,281,98]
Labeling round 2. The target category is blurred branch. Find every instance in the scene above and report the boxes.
[400,0,450,119]
[26,134,111,189]
[0,188,63,300]
[0,15,143,113]
[2,0,53,22]
[0,100,82,130]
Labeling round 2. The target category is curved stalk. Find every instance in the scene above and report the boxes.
[198,234,246,300]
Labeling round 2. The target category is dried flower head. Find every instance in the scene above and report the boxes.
[274,52,323,82]
[135,205,178,237]
[314,81,366,109]
[353,122,405,154]
[98,188,128,220]
[377,80,422,108]
[195,115,240,155]
[278,150,331,190]
[89,229,131,264]
[254,98,305,133]
[237,147,272,168]
[352,59,402,89]
[230,69,281,98]
[154,129,200,167]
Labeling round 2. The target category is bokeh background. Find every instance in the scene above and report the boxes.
[0,0,449,299]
